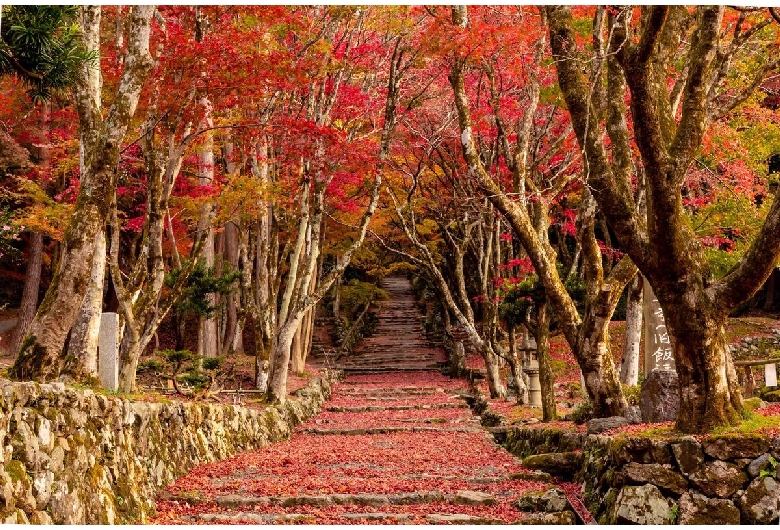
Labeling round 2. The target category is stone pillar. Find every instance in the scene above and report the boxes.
[643,279,675,373]
[98,312,119,391]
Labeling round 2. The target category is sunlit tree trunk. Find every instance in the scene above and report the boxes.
[197,98,218,359]
[63,230,106,379]
[11,6,155,381]
[621,273,642,386]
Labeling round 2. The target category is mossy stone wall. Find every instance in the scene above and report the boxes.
[0,371,340,524]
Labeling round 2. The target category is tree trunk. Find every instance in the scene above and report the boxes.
[222,221,242,355]
[9,231,43,355]
[197,106,218,359]
[507,326,528,405]
[535,301,558,422]
[764,269,777,311]
[118,328,144,392]
[10,5,155,381]
[62,229,106,380]
[544,5,780,432]
[621,273,642,386]
[290,324,304,375]
[483,343,505,399]
[267,316,302,403]
[661,292,743,433]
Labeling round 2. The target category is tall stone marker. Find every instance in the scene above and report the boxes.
[98,312,119,391]
[643,279,675,373]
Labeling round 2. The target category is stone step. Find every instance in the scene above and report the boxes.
[298,426,483,435]
[337,389,440,396]
[310,418,478,426]
[325,403,468,412]
[185,513,316,524]
[341,513,412,522]
[174,490,502,509]
[426,514,504,525]
[187,511,505,525]
[335,366,443,373]
[330,395,465,402]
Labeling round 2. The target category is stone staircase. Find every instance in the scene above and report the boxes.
[154,370,564,524]
[334,276,446,372]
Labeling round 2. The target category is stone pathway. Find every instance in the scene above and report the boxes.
[335,276,446,372]
[151,276,559,524]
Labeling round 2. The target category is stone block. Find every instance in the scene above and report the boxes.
[747,453,774,478]
[639,369,679,423]
[702,434,770,461]
[688,460,747,498]
[678,492,740,525]
[611,484,673,525]
[517,511,576,524]
[623,462,688,495]
[454,490,496,506]
[671,436,705,476]
[735,476,780,524]
[587,416,629,435]
[522,452,583,478]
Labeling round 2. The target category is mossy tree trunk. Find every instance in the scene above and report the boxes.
[546,5,780,432]
[11,6,155,382]
[534,301,558,422]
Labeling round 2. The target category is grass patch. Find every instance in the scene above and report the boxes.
[712,411,780,436]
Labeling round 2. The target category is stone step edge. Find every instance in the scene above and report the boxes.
[166,490,514,509]
[185,511,504,525]
[325,403,468,412]
[335,367,444,373]
[298,426,483,435]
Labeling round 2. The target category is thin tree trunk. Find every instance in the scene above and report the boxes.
[621,273,642,386]
[536,301,557,422]
[290,324,304,375]
[9,231,43,355]
[222,220,242,354]
[197,103,218,359]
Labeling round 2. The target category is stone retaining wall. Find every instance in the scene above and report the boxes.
[499,426,780,524]
[729,330,780,358]
[0,371,340,524]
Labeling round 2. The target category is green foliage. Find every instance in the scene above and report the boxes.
[621,384,641,407]
[571,399,592,424]
[147,349,226,392]
[497,271,587,329]
[0,6,97,102]
[712,410,780,436]
[166,259,239,318]
[759,456,778,479]
[0,207,22,262]
[137,359,164,374]
[550,359,568,378]
[669,504,679,524]
[336,279,388,320]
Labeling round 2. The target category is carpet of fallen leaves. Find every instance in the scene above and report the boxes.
[151,370,552,524]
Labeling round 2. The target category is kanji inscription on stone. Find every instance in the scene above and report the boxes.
[643,279,675,374]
